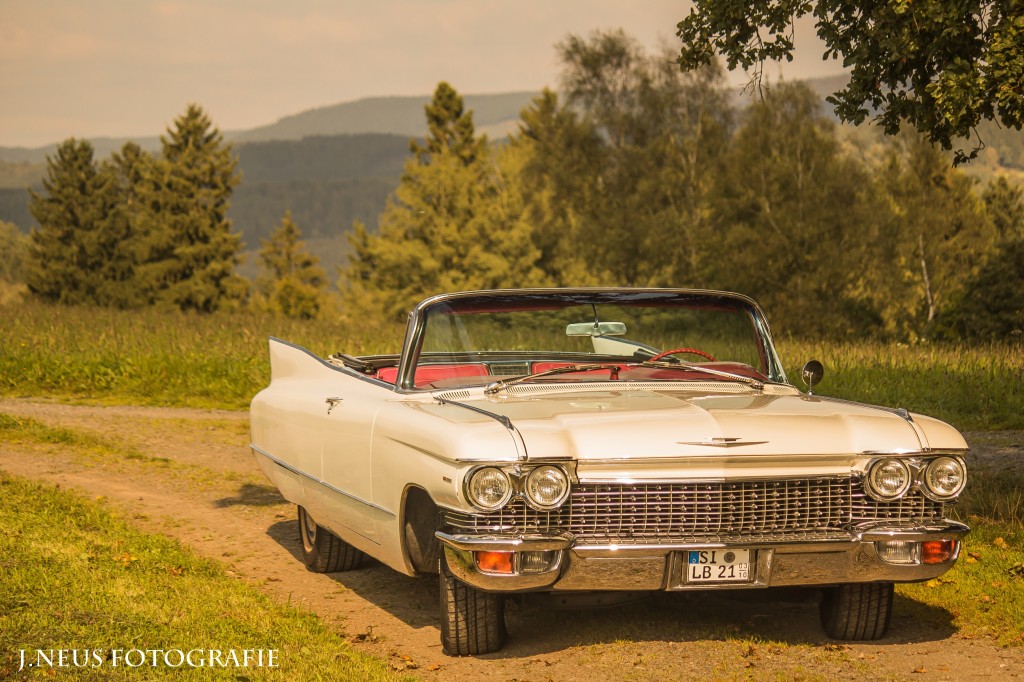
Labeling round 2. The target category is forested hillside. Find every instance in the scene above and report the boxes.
[230,133,409,244]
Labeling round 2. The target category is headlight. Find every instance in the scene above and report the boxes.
[922,457,966,500]
[466,467,512,511]
[866,458,911,501]
[524,465,570,510]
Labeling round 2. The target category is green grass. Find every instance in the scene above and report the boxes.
[3,301,1022,430]
[898,522,1024,646]
[957,461,1024,528]
[775,338,1024,430]
[0,301,403,409]
[0,471,406,681]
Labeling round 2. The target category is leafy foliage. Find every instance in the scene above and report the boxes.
[676,0,1024,163]
[871,134,996,339]
[943,177,1024,339]
[711,81,885,336]
[7,32,1022,341]
[515,30,732,287]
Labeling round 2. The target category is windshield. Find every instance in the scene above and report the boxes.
[402,291,786,390]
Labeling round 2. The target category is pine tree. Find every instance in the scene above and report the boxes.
[92,142,158,308]
[143,104,247,312]
[342,82,544,320]
[25,139,116,303]
[258,211,327,319]
[412,81,486,165]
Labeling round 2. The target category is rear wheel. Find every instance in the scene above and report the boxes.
[297,506,364,573]
[820,582,894,640]
[438,552,507,655]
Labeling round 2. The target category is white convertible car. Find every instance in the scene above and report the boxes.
[249,288,968,655]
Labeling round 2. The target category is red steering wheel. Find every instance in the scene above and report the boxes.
[649,347,716,363]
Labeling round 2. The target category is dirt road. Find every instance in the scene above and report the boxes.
[1,399,1021,680]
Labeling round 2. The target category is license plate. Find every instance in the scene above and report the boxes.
[686,549,752,583]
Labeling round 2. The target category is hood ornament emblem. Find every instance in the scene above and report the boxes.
[678,437,769,447]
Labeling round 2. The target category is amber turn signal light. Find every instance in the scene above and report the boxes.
[475,551,514,574]
[922,539,957,564]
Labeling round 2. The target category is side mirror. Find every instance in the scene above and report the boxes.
[801,360,825,395]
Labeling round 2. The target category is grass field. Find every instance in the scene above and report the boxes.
[0,472,407,681]
[2,301,1022,430]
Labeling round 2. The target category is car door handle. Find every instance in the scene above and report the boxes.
[325,397,343,414]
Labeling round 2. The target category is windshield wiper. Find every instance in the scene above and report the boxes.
[640,360,765,390]
[484,364,622,395]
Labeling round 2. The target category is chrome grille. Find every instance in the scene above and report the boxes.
[444,478,947,545]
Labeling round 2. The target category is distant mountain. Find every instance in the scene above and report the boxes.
[0,137,162,166]
[0,91,539,168]
[231,91,538,143]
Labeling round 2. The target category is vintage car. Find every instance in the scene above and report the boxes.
[249,288,968,655]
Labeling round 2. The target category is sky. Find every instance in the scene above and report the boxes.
[0,1,843,148]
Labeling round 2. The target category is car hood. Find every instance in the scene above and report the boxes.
[429,385,967,462]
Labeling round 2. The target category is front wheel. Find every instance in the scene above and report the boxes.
[820,582,894,640]
[439,552,507,655]
[297,506,364,573]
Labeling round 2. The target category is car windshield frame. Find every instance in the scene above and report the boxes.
[395,288,789,392]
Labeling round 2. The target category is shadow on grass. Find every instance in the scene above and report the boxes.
[261,517,961,658]
[214,482,286,508]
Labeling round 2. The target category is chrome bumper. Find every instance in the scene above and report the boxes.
[436,521,969,593]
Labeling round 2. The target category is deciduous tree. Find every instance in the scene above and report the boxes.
[521,30,732,287]
[710,81,886,335]
[942,176,1024,339]
[676,0,1024,163]
[873,134,996,339]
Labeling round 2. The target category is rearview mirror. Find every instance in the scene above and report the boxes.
[566,321,627,337]
[801,360,825,395]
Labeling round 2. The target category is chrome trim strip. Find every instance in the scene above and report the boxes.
[434,394,529,462]
[677,439,770,447]
[435,531,575,552]
[817,395,919,423]
[860,448,969,455]
[249,444,396,517]
[852,521,970,542]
